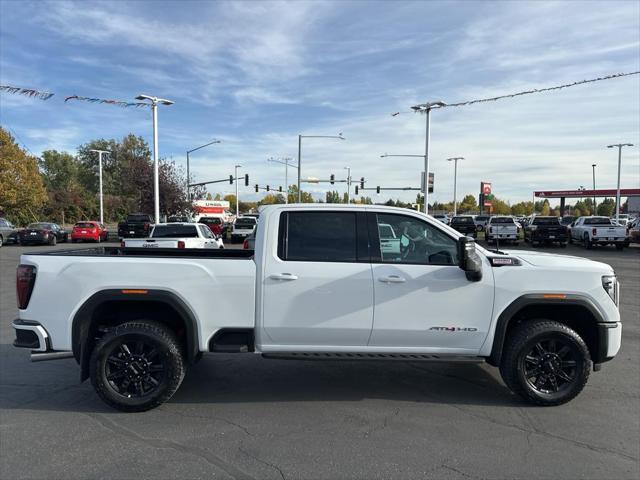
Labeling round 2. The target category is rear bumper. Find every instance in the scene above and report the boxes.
[12,319,49,351]
[531,233,568,241]
[18,235,48,244]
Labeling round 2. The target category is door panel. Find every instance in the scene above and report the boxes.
[262,210,374,347]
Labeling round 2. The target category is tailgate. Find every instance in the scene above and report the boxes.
[595,227,626,238]
[124,239,177,248]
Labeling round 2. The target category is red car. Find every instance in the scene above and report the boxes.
[71,221,108,243]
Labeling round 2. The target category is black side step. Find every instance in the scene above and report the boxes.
[262,352,485,362]
[209,329,254,353]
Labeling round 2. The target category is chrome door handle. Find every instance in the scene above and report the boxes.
[270,273,299,281]
[378,275,406,284]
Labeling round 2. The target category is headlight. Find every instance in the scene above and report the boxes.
[602,275,619,306]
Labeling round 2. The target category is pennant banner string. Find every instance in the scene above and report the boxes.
[0,85,55,100]
[64,95,149,108]
[392,71,640,116]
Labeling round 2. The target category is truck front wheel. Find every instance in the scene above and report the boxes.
[90,320,185,412]
[499,320,591,406]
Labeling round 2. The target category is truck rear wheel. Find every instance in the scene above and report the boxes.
[499,320,590,406]
[90,320,185,412]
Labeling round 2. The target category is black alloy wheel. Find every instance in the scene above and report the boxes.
[90,320,185,412]
[521,337,578,395]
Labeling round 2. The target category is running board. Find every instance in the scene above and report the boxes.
[262,352,485,362]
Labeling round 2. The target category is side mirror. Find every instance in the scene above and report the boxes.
[458,236,483,282]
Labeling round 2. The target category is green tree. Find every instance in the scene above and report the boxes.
[541,199,551,216]
[325,190,342,203]
[288,185,314,203]
[597,198,615,217]
[0,127,47,225]
[458,194,478,213]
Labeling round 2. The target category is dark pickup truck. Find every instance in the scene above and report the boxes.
[117,213,152,238]
[524,216,568,247]
[449,215,477,237]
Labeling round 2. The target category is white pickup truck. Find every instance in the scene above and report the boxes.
[570,216,628,250]
[486,216,519,245]
[123,223,224,249]
[13,204,621,412]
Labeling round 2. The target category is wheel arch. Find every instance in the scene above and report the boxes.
[72,289,200,382]
[488,294,606,367]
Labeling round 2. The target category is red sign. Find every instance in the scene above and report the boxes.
[535,188,640,198]
[481,182,491,195]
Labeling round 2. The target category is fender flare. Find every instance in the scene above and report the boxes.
[72,289,200,381]
[488,294,605,366]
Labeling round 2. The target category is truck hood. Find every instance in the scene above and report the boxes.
[502,249,614,274]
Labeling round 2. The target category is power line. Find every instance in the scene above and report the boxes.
[392,71,640,115]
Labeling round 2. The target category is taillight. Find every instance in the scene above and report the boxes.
[243,239,249,249]
[17,265,36,310]
[144,223,150,230]
[120,241,125,248]
[177,240,185,249]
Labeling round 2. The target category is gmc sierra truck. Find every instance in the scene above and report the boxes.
[13,204,621,412]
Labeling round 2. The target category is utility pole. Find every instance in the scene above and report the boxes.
[344,166,351,203]
[187,140,221,201]
[89,149,110,224]
[297,134,345,202]
[607,143,633,223]
[234,164,242,216]
[135,94,174,224]
[411,101,446,214]
[447,157,464,216]
[591,163,597,215]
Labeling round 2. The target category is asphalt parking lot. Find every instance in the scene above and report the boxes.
[1,241,638,480]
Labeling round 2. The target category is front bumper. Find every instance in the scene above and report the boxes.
[13,319,49,351]
[595,321,622,366]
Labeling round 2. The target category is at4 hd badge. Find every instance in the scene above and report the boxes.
[430,326,478,332]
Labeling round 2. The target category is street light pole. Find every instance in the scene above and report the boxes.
[297,134,345,202]
[89,149,110,224]
[591,164,597,215]
[447,157,464,216]
[607,143,634,223]
[344,166,351,204]
[187,139,221,201]
[136,94,174,224]
[235,164,242,216]
[268,157,296,203]
[411,101,446,214]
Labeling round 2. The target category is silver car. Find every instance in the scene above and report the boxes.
[0,218,18,247]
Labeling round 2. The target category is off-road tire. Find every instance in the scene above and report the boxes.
[499,320,591,406]
[90,320,186,412]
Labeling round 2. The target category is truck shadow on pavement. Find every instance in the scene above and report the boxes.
[0,346,522,413]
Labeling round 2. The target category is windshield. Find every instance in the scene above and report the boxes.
[127,215,151,222]
[200,217,222,225]
[490,217,514,224]
[452,216,474,223]
[151,225,198,238]
[74,222,96,228]
[533,217,560,225]
[27,223,52,229]
[584,217,613,225]
[476,216,489,221]
[235,219,256,227]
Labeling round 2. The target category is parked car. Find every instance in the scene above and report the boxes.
[231,216,257,243]
[474,215,491,231]
[524,216,568,247]
[485,216,518,245]
[118,213,153,238]
[570,216,628,250]
[0,217,19,247]
[123,223,224,249]
[560,216,575,227]
[167,215,190,223]
[13,204,621,411]
[628,217,640,244]
[198,216,224,236]
[611,214,631,227]
[243,230,256,249]
[432,214,450,225]
[449,215,477,237]
[17,222,68,246]
[71,221,108,243]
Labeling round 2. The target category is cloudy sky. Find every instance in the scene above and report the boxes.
[1,0,638,204]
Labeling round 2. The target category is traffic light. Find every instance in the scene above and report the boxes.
[355,186,359,195]
[255,184,259,193]
[244,174,249,186]
[278,186,282,192]
[330,174,335,185]
[266,185,270,192]
[376,186,380,194]
[229,175,234,184]
[360,177,365,189]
